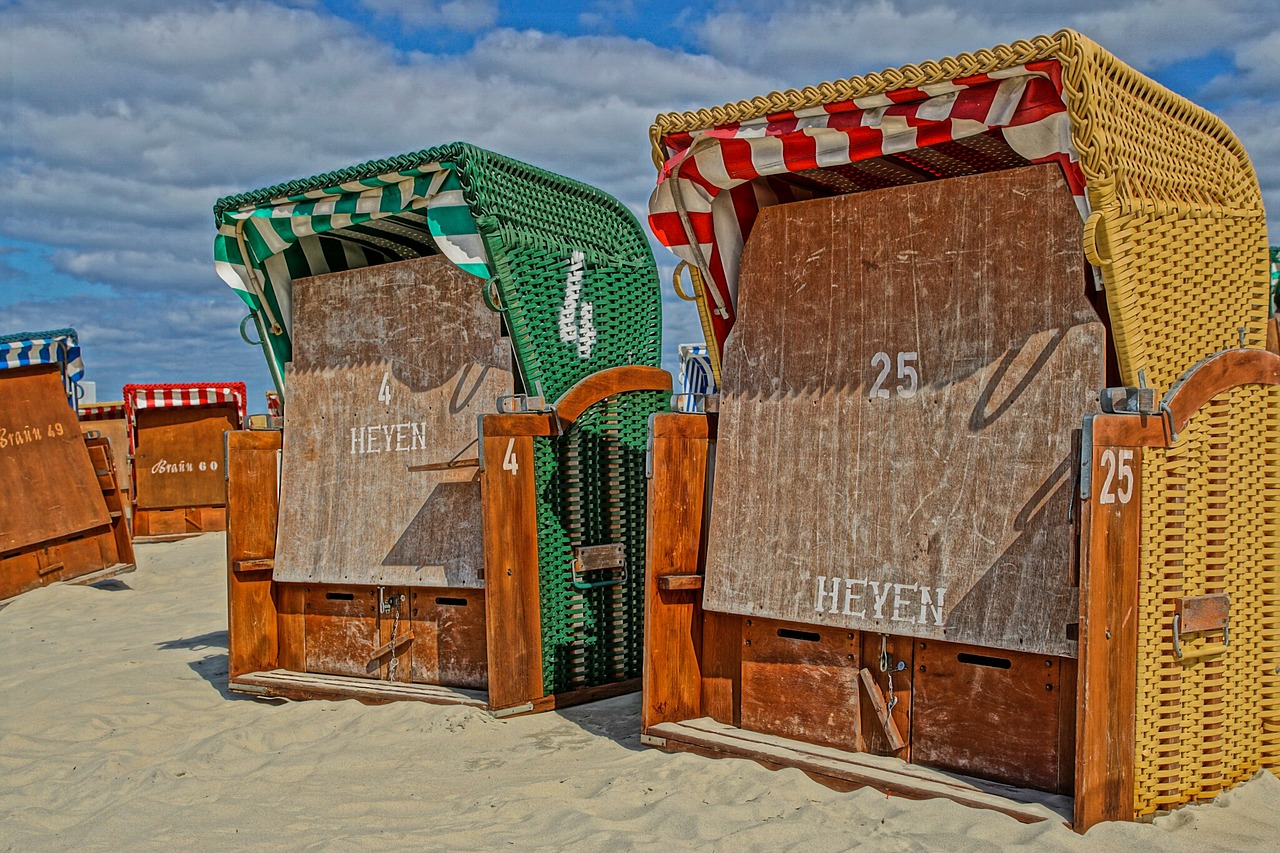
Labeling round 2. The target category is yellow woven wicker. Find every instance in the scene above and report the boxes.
[649,29,1270,393]
[1135,384,1280,815]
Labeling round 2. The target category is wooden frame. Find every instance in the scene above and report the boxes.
[641,349,1280,830]
[227,365,671,715]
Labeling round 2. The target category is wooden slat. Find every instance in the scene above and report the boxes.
[1074,419,1141,829]
[230,669,487,707]
[703,165,1102,657]
[642,413,711,730]
[657,574,703,591]
[479,423,543,711]
[274,254,512,588]
[648,718,1069,825]
[0,364,111,552]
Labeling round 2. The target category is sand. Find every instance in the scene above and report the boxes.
[2,533,1278,852]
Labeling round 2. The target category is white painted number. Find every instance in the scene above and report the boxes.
[558,250,596,359]
[502,437,519,476]
[1099,448,1134,505]
[378,372,392,406]
[869,351,920,400]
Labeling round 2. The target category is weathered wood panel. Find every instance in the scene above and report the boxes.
[81,418,131,491]
[912,639,1064,792]
[703,165,1103,657]
[274,254,512,587]
[740,617,861,752]
[132,406,237,510]
[409,588,488,689]
[0,364,110,553]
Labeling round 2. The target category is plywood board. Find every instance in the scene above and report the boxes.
[133,406,237,509]
[274,254,512,587]
[0,365,110,553]
[703,165,1103,657]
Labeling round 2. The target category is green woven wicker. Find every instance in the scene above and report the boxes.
[213,143,663,695]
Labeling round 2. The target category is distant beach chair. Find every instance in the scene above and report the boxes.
[123,382,247,541]
[0,329,134,600]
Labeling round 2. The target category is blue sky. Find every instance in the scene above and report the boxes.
[2,0,1278,411]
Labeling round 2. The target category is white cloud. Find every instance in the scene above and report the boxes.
[1,0,1277,397]
[361,0,497,31]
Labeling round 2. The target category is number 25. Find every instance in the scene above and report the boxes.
[870,351,919,400]
[1099,448,1134,505]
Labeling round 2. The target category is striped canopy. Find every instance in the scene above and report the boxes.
[213,147,493,383]
[676,343,715,411]
[648,61,1082,372]
[79,402,126,422]
[0,328,85,407]
[122,383,248,453]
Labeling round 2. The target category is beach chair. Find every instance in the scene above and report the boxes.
[0,329,134,600]
[123,382,247,540]
[214,143,667,714]
[641,30,1278,828]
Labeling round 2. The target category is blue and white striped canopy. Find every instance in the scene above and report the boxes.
[0,328,85,406]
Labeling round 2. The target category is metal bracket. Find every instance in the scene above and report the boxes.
[491,702,534,719]
[571,543,627,590]
[497,394,552,414]
[1099,385,1156,414]
[1079,413,1095,501]
[639,733,668,748]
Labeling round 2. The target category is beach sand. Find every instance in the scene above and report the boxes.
[2,533,1278,852]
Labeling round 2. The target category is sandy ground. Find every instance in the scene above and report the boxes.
[2,533,1279,852]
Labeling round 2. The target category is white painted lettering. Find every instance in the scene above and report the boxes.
[351,427,365,455]
[395,423,409,451]
[367,424,380,453]
[411,422,427,451]
[928,587,946,626]
[870,581,894,619]
[842,578,867,617]
[815,576,839,614]
[891,583,919,623]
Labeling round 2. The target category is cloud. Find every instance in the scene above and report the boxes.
[360,0,497,31]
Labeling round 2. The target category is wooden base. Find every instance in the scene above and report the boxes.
[0,531,136,602]
[229,669,639,718]
[645,718,1071,825]
[133,505,226,541]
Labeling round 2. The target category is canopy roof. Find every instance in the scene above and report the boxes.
[214,142,661,402]
[647,30,1267,392]
[122,382,248,453]
[0,328,84,406]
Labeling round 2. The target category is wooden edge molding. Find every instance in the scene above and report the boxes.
[651,411,712,440]
[480,412,556,438]
[554,365,673,425]
[227,427,283,451]
[1093,348,1280,448]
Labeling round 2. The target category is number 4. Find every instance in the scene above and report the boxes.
[502,437,519,476]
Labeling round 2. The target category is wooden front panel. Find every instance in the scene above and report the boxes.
[0,365,110,553]
[409,589,487,689]
[480,425,544,709]
[133,405,236,509]
[274,254,512,588]
[703,165,1102,657]
[302,585,412,681]
[227,429,281,679]
[912,639,1065,792]
[740,617,861,752]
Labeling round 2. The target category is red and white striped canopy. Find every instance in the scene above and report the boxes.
[648,60,1084,362]
[78,402,126,422]
[122,383,248,451]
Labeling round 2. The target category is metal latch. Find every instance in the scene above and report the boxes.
[571,543,626,590]
[1100,368,1156,415]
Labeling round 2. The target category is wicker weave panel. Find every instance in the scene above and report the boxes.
[1134,383,1280,815]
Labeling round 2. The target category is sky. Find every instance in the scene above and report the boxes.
[2,0,1278,412]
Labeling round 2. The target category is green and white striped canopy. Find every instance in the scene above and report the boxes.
[214,152,493,381]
